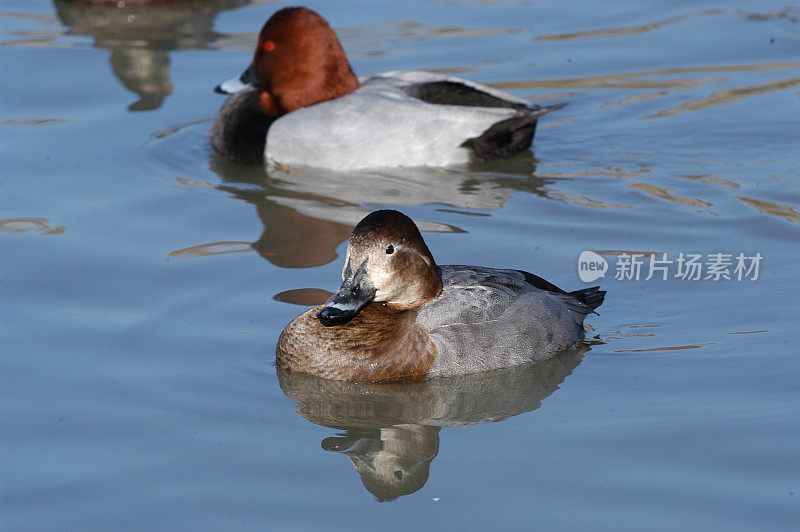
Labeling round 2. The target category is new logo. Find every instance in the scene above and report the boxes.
[577,250,608,283]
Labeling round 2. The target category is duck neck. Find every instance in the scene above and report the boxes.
[258,91,283,117]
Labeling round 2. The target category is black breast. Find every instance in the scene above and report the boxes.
[210,88,274,165]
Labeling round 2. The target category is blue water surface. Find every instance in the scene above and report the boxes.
[2,0,799,529]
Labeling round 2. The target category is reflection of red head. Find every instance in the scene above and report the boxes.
[252,202,353,269]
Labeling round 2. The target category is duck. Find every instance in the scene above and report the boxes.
[211,7,563,169]
[276,210,605,383]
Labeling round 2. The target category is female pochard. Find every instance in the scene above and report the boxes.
[277,210,604,382]
[212,7,563,169]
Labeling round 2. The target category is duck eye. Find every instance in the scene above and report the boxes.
[263,40,275,52]
[385,245,394,255]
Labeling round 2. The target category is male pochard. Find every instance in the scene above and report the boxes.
[212,7,563,169]
[276,210,605,382]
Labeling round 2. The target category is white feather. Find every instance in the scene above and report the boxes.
[265,71,526,170]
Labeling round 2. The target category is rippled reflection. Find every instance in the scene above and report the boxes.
[734,196,800,224]
[543,188,632,209]
[0,217,65,234]
[51,0,250,110]
[169,241,252,258]
[489,62,800,91]
[614,344,707,353]
[277,347,585,501]
[646,77,800,118]
[199,152,554,268]
[535,9,724,42]
[0,118,68,126]
[627,183,713,208]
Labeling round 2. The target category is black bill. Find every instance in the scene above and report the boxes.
[317,259,376,327]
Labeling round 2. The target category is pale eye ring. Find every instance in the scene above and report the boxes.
[386,245,394,255]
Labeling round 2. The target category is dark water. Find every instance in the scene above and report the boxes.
[2,0,799,529]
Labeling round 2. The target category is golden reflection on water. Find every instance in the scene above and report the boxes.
[627,183,713,208]
[614,344,708,353]
[602,91,669,108]
[536,166,651,180]
[1,118,68,126]
[737,7,800,23]
[646,77,800,118]
[423,66,476,75]
[528,91,582,102]
[603,325,773,352]
[489,62,800,91]
[434,208,491,217]
[0,33,70,49]
[733,196,800,224]
[169,241,253,258]
[0,217,65,235]
[0,9,57,24]
[543,189,632,209]
[342,20,521,44]
[600,324,663,341]
[427,25,521,39]
[676,174,741,189]
[494,75,725,90]
[535,9,724,42]
[154,118,212,140]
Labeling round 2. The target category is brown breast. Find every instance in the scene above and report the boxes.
[276,303,438,383]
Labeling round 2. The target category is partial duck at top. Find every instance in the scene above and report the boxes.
[211,7,564,169]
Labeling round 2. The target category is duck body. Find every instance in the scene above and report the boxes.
[267,71,557,169]
[418,265,600,375]
[211,8,562,169]
[276,210,604,383]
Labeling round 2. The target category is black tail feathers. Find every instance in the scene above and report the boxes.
[568,286,606,312]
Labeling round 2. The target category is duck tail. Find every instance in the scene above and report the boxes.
[527,102,567,118]
[568,286,606,312]
[461,103,567,162]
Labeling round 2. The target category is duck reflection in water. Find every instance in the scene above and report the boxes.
[208,151,554,268]
[53,0,249,111]
[277,347,586,501]
[322,425,439,502]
